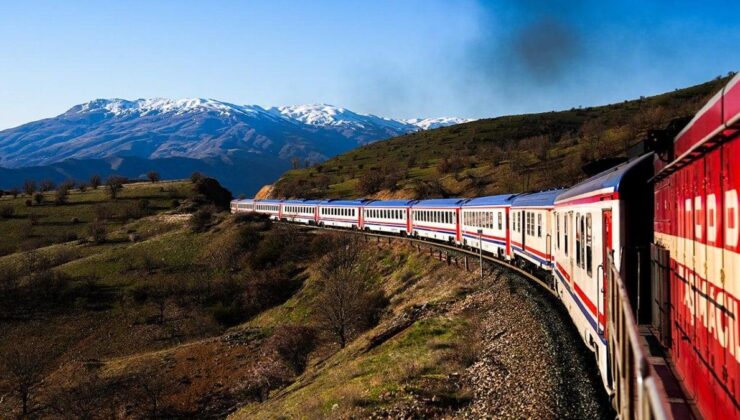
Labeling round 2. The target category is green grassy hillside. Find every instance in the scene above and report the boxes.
[0,181,189,256]
[272,75,733,199]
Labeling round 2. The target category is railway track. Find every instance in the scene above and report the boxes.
[299,223,558,295]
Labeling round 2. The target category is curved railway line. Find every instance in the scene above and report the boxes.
[237,73,740,419]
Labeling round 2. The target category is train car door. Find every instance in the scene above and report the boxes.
[521,210,526,249]
[505,207,512,259]
[406,208,412,235]
[601,209,612,339]
[568,211,574,288]
[455,208,462,243]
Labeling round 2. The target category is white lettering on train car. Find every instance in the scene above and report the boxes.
[707,193,717,242]
[694,196,703,239]
[682,268,740,362]
[727,189,739,247]
[683,189,739,247]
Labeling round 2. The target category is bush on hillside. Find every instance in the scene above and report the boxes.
[88,219,106,243]
[190,206,214,233]
[191,177,232,211]
[1,206,15,219]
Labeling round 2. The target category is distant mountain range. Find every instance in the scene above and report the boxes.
[0,98,470,194]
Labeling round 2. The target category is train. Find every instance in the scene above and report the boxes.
[231,72,740,419]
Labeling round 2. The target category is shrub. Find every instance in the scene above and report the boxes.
[33,193,44,205]
[192,177,232,211]
[39,179,56,192]
[190,172,204,183]
[25,199,33,207]
[89,175,101,190]
[88,219,106,243]
[1,206,15,219]
[70,217,80,224]
[8,188,19,198]
[146,171,160,183]
[171,199,180,209]
[209,301,245,327]
[23,179,36,196]
[54,185,70,205]
[190,207,213,233]
[105,176,127,199]
[264,325,317,373]
[357,171,385,195]
[29,214,40,225]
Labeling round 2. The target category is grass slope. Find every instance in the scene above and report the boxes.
[273,76,732,199]
[0,180,187,256]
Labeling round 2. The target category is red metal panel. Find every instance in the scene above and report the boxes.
[675,94,724,157]
[724,75,740,127]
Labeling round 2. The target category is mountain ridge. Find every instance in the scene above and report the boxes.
[0,98,470,194]
[271,76,732,199]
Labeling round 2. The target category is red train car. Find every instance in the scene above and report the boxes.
[653,73,740,419]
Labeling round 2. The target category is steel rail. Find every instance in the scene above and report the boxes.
[294,223,558,298]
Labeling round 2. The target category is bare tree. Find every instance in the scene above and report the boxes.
[23,179,36,196]
[146,171,160,183]
[88,219,106,243]
[54,185,70,205]
[314,235,385,348]
[89,175,101,190]
[105,176,126,199]
[0,338,59,417]
[39,179,55,192]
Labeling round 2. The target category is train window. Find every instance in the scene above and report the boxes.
[498,212,502,230]
[537,214,542,238]
[586,213,593,277]
[580,215,586,270]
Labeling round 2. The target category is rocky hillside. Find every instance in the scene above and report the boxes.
[271,75,733,199]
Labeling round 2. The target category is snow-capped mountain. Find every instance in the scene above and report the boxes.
[0,98,471,193]
[404,117,472,130]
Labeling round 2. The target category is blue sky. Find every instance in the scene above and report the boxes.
[0,0,738,129]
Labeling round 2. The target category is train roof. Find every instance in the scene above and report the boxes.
[320,199,368,206]
[462,194,517,207]
[256,199,282,204]
[281,199,320,204]
[363,200,417,207]
[512,190,565,208]
[555,153,653,203]
[413,198,468,208]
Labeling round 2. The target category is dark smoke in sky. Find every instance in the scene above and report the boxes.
[509,18,581,82]
[468,0,586,88]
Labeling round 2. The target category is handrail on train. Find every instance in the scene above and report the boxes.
[606,253,670,420]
